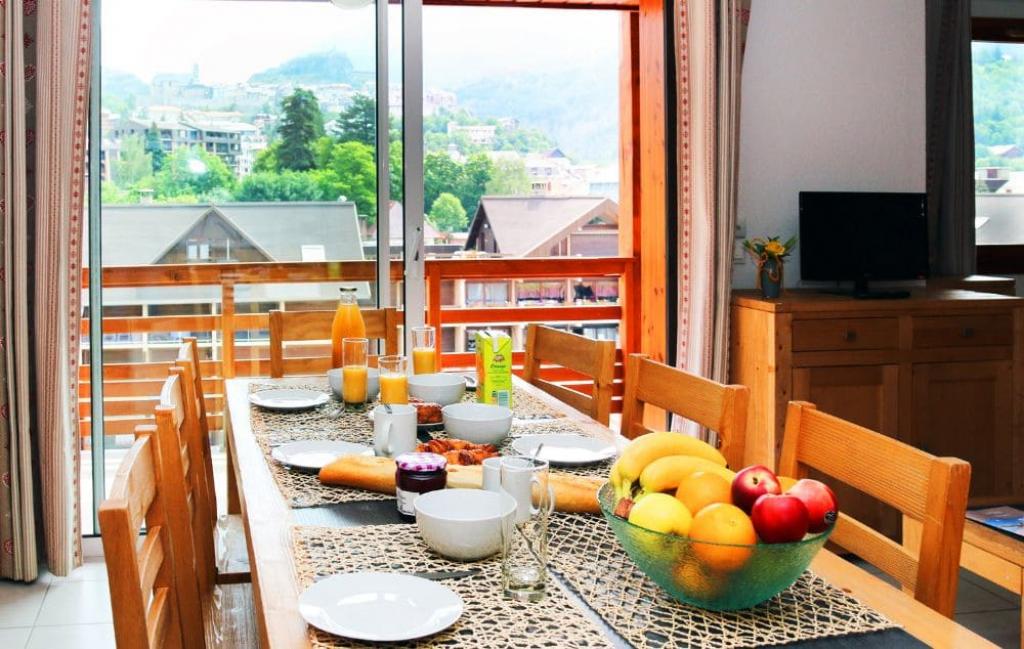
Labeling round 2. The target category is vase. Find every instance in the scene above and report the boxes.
[759,258,783,299]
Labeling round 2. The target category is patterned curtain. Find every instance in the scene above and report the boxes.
[673,0,750,436]
[0,0,91,582]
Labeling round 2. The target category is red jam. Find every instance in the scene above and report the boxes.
[394,452,448,517]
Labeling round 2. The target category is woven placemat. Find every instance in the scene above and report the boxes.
[248,381,612,505]
[546,514,898,649]
[291,524,612,648]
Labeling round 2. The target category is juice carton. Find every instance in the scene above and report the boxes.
[475,330,513,409]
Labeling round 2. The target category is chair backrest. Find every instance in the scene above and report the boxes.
[522,324,616,425]
[175,340,217,523]
[778,401,971,617]
[154,370,214,648]
[268,307,399,377]
[99,434,190,649]
[620,353,749,468]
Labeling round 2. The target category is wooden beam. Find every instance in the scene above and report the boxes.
[620,12,641,356]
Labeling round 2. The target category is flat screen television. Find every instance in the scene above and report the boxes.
[799,191,928,298]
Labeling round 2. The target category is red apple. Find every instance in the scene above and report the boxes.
[787,479,838,533]
[730,465,782,513]
[751,494,809,543]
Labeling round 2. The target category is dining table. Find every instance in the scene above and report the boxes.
[225,374,995,648]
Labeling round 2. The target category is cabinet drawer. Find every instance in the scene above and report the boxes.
[912,314,1013,349]
[792,318,899,352]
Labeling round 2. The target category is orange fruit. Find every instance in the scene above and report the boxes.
[673,559,726,600]
[675,471,732,515]
[688,503,757,572]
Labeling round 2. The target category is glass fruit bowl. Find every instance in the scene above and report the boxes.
[598,482,833,611]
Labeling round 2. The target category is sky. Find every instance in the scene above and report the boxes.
[102,0,621,88]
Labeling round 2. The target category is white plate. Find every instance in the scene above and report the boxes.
[299,572,463,642]
[271,440,372,471]
[249,389,329,411]
[511,434,618,466]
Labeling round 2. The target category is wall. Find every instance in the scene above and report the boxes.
[973,0,1024,19]
[734,0,926,287]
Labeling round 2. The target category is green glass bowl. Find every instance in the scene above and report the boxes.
[598,482,833,611]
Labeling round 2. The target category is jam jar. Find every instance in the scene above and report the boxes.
[394,452,448,517]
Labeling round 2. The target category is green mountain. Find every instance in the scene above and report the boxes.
[103,69,150,99]
[249,50,363,85]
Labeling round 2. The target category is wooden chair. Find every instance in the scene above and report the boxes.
[175,339,250,583]
[100,433,192,649]
[778,401,972,618]
[148,369,259,648]
[268,307,399,377]
[620,353,749,468]
[522,324,617,425]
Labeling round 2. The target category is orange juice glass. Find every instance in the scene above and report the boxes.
[411,326,437,375]
[341,338,369,409]
[331,288,366,368]
[378,355,409,405]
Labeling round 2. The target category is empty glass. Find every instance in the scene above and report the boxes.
[341,337,369,410]
[500,456,556,602]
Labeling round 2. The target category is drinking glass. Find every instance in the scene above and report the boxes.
[341,337,369,410]
[378,355,409,405]
[411,325,437,375]
[500,456,555,602]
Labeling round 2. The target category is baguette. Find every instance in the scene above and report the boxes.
[319,455,604,514]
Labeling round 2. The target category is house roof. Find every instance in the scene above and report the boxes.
[464,196,618,257]
[96,202,365,266]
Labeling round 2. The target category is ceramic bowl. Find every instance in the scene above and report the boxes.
[414,489,517,561]
[407,373,466,406]
[327,367,380,401]
[441,403,513,445]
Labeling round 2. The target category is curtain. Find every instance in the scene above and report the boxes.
[926,0,975,276]
[0,0,90,582]
[673,0,750,435]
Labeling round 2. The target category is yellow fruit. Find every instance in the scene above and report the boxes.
[689,503,757,572]
[628,493,693,536]
[673,559,726,600]
[779,476,798,492]
[610,459,625,496]
[639,455,734,494]
[617,432,728,495]
[675,471,732,515]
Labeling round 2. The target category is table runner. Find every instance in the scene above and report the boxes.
[291,524,613,648]
[546,514,898,648]
[248,379,613,507]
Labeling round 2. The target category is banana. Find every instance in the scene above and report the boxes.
[617,432,727,491]
[639,455,736,494]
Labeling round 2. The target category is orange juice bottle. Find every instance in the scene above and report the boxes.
[331,288,366,368]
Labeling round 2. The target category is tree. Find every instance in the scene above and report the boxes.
[277,89,324,171]
[314,140,378,222]
[428,192,468,233]
[484,157,531,196]
[111,134,153,188]
[153,146,235,200]
[389,139,404,204]
[423,151,462,212]
[333,94,376,146]
[144,123,165,173]
[455,153,492,216]
[234,171,329,202]
[253,142,280,173]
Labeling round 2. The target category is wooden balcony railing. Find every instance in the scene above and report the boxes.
[79,256,638,441]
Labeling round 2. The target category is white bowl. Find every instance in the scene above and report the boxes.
[441,403,513,445]
[407,373,466,406]
[327,367,380,401]
[415,489,516,560]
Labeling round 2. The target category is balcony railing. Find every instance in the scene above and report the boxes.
[79,256,638,441]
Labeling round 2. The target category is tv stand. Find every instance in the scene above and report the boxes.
[852,278,909,300]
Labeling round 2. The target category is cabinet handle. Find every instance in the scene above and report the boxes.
[843,330,857,342]
[961,327,975,339]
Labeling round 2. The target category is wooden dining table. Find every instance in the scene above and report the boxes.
[225,375,995,649]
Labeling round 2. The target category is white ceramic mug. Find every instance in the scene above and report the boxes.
[482,457,503,493]
[373,404,417,457]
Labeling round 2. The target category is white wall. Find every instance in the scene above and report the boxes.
[734,0,926,287]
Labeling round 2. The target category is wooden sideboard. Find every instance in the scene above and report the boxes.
[730,288,1024,537]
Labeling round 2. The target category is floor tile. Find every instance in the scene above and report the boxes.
[38,559,108,586]
[955,577,1018,614]
[955,609,1021,648]
[26,623,115,649]
[0,627,32,648]
[35,581,112,626]
[0,581,48,628]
